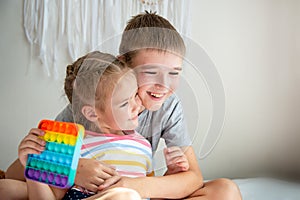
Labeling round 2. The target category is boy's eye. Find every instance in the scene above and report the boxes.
[120,102,128,108]
[169,72,179,76]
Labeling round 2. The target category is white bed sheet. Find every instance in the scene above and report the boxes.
[233,178,300,200]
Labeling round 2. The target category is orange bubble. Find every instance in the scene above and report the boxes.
[40,122,48,130]
[65,125,71,134]
[60,124,66,133]
[47,121,54,131]
[53,123,60,132]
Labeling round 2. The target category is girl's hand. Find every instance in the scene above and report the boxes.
[75,158,120,192]
[164,146,189,175]
[18,128,46,167]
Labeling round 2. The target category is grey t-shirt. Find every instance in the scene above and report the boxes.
[55,94,191,152]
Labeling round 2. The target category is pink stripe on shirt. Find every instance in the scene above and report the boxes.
[82,131,151,150]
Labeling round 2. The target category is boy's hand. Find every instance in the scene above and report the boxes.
[75,158,120,192]
[18,128,46,167]
[164,146,189,175]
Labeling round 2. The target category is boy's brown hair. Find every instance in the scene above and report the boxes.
[119,11,186,65]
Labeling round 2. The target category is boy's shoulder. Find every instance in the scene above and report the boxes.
[140,94,183,119]
[159,94,182,112]
[55,104,74,122]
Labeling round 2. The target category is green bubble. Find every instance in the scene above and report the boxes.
[49,164,56,172]
[56,166,62,174]
[63,167,69,175]
[30,160,37,167]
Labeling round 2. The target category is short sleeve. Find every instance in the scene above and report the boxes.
[55,104,74,122]
[161,96,192,148]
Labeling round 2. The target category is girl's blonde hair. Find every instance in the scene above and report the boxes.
[64,51,130,131]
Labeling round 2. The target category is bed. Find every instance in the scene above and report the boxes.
[2,168,300,199]
[234,177,300,200]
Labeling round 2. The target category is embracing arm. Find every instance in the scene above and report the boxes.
[106,146,203,199]
[74,158,121,192]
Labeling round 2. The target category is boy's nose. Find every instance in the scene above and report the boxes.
[155,73,170,89]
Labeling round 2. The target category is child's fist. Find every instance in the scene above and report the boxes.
[163,146,189,175]
[18,128,46,167]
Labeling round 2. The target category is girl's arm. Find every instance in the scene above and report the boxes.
[26,179,67,200]
[5,158,120,193]
[26,179,56,200]
[104,146,203,199]
[7,128,46,180]
[5,159,26,180]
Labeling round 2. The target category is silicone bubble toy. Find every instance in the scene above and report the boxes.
[25,120,84,188]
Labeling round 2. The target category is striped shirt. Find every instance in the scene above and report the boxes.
[81,130,153,177]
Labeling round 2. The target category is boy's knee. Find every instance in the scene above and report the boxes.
[115,188,141,200]
[95,187,141,200]
[215,178,241,199]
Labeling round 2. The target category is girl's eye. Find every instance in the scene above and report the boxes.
[143,71,157,75]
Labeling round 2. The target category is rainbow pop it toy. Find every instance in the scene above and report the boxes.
[25,120,84,188]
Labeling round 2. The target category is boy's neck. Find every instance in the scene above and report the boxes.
[139,106,146,114]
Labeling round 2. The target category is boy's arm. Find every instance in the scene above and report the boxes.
[106,146,203,199]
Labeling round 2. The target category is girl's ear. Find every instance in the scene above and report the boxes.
[81,105,98,122]
[117,55,125,62]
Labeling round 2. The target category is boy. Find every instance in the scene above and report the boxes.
[56,11,242,199]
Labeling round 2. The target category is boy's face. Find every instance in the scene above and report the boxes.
[131,50,183,111]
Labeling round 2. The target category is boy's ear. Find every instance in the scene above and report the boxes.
[81,105,98,122]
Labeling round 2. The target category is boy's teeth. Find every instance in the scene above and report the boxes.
[151,93,163,98]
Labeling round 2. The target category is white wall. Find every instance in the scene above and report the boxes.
[189,0,300,179]
[0,0,299,180]
[0,0,69,170]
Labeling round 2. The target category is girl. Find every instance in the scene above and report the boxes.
[18,51,149,200]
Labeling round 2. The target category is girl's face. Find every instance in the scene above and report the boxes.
[130,50,183,111]
[96,72,141,132]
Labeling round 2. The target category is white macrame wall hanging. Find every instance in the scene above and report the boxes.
[23,0,191,78]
